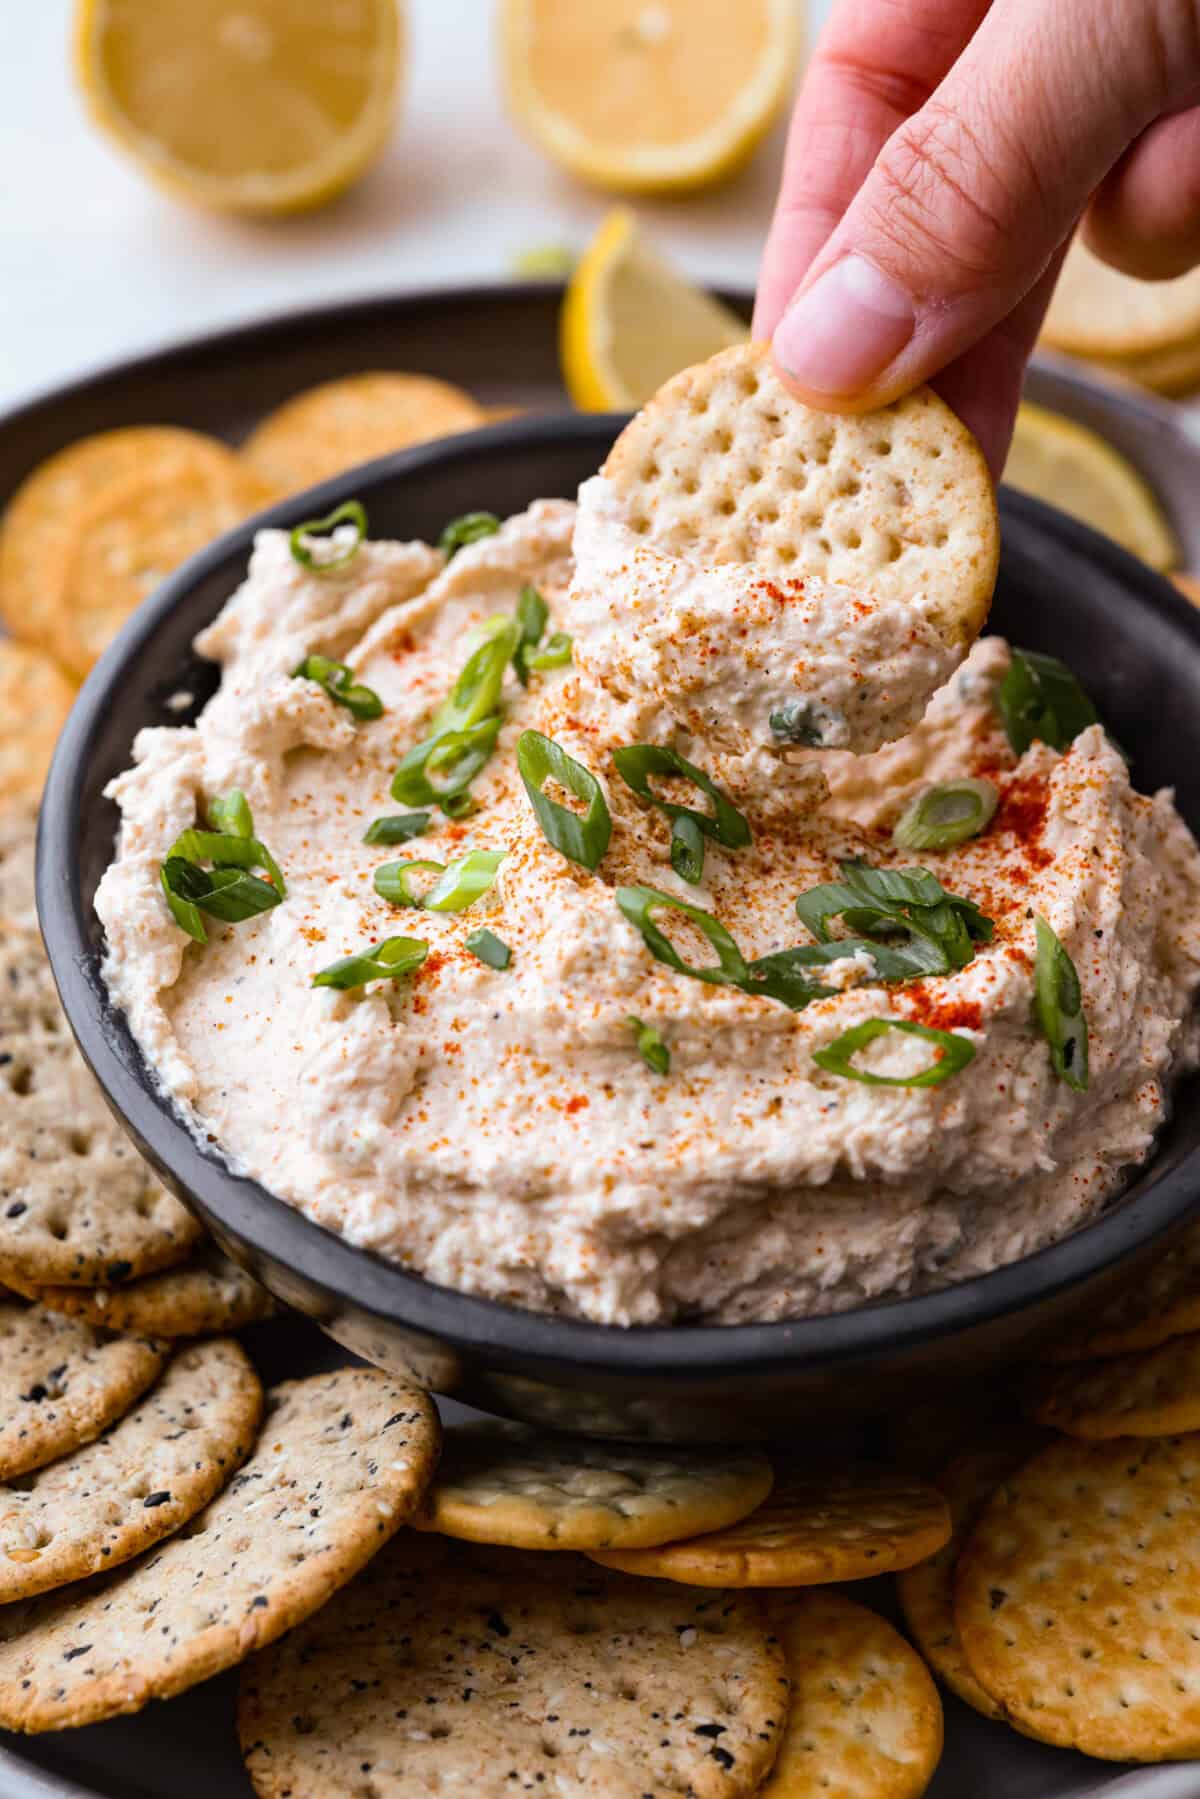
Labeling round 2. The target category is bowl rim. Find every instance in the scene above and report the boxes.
[37,411,1200,1378]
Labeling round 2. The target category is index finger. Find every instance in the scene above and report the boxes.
[754,0,992,336]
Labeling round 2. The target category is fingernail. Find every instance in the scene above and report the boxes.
[772,255,915,397]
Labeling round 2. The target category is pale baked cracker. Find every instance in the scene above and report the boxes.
[1028,1329,1200,1438]
[413,1420,774,1550]
[48,459,276,679]
[0,810,38,932]
[1042,236,1200,359]
[955,1431,1200,1759]
[243,372,487,495]
[1094,334,1200,398]
[28,1243,276,1337]
[1044,1221,1200,1361]
[0,644,76,808]
[0,1369,439,1732]
[0,929,202,1288]
[0,1300,167,1479]
[761,1591,942,1798]
[0,426,255,655]
[0,1336,261,1602]
[896,1428,1048,1721]
[589,1463,950,1586]
[238,1533,788,1799]
[603,342,998,648]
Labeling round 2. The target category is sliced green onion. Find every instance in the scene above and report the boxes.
[892,779,999,852]
[740,941,876,1011]
[168,827,286,899]
[512,244,576,279]
[466,927,511,969]
[628,1015,670,1075]
[207,789,253,839]
[161,857,281,942]
[768,700,841,748]
[363,812,431,845]
[374,859,444,907]
[293,653,383,721]
[517,731,612,870]
[391,716,503,807]
[424,850,506,912]
[670,814,706,885]
[813,1018,976,1087]
[613,744,750,880]
[616,886,747,987]
[795,859,991,979]
[432,618,520,737]
[527,632,572,671]
[289,500,367,574]
[998,648,1100,756]
[438,512,501,557]
[160,862,207,944]
[513,585,549,686]
[312,935,428,992]
[441,791,478,820]
[1034,917,1089,1091]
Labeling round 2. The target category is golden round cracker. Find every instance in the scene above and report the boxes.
[1042,237,1200,359]
[27,1243,275,1338]
[47,459,275,679]
[0,644,76,807]
[602,342,998,650]
[1095,333,1200,397]
[0,1300,168,1480]
[955,1431,1200,1759]
[0,1370,439,1732]
[238,1534,788,1799]
[588,1464,950,1587]
[1044,1222,1200,1361]
[896,1429,1048,1721]
[0,426,254,652]
[412,1421,774,1550]
[243,372,487,495]
[0,930,202,1289]
[1028,1329,1200,1438]
[0,810,38,932]
[760,1591,942,1798]
[0,1336,261,1602]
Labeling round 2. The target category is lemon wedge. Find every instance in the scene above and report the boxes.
[1004,403,1179,571]
[73,0,404,215]
[501,0,801,195]
[562,210,748,410]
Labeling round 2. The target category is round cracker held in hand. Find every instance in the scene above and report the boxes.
[955,1431,1200,1760]
[0,1369,439,1733]
[0,1301,167,1480]
[0,645,75,808]
[0,930,202,1290]
[29,1244,275,1339]
[1028,1330,1200,1438]
[761,1591,942,1799]
[243,372,487,495]
[602,342,998,650]
[239,1535,789,1799]
[589,1463,950,1587]
[413,1422,774,1550]
[0,1336,262,1602]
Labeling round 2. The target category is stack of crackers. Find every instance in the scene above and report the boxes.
[1042,235,1200,397]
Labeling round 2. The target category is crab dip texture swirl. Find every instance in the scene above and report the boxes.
[95,501,1200,1326]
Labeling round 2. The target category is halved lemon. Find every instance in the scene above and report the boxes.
[1004,403,1179,571]
[562,209,748,410]
[501,0,801,195]
[73,0,404,215]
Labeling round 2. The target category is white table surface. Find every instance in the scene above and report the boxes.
[0,0,824,417]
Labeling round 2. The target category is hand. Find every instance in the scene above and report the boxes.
[755,0,1200,475]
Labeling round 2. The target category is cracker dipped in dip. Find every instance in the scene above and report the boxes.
[95,353,1200,1326]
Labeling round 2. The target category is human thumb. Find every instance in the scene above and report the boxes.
[770,0,1200,411]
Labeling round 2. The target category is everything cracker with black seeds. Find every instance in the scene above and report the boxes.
[0,1369,439,1731]
[238,1533,788,1798]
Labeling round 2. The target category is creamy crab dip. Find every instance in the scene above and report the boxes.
[95,501,1200,1325]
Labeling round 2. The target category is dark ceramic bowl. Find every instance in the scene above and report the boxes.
[37,414,1200,1442]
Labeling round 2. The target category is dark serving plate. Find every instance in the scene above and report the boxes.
[35,410,1200,1444]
